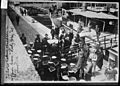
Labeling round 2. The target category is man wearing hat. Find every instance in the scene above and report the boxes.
[42,34,50,53]
[34,35,42,51]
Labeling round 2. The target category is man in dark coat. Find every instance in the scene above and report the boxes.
[20,8,24,16]
[24,9,27,16]
[42,34,50,53]
[55,27,60,38]
[64,36,71,52]
[51,28,55,39]
[66,30,74,46]
[16,14,20,25]
[96,48,104,70]
[35,34,41,43]
[20,33,26,45]
[33,34,41,51]
[42,34,49,45]
[69,30,74,42]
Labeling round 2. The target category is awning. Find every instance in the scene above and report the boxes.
[68,9,118,19]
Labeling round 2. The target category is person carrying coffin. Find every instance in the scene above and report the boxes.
[20,33,27,45]
[48,61,58,81]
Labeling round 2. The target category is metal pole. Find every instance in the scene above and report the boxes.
[115,34,117,41]
[110,38,112,48]
[102,21,105,32]
[115,34,117,45]
[86,17,87,26]
[104,36,106,50]
[74,15,75,22]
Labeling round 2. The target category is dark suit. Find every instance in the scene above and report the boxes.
[20,36,26,44]
[16,15,20,25]
[96,51,104,69]
[51,29,55,39]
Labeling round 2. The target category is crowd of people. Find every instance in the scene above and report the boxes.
[49,4,62,18]
[13,3,117,81]
[19,23,112,81]
[8,2,118,81]
[20,7,27,16]
[16,4,118,81]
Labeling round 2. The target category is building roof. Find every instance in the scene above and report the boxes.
[68,9,118,19]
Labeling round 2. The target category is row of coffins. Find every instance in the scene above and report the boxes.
[24,39,85,81]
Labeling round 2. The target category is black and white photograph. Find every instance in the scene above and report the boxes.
[1,0,119,84]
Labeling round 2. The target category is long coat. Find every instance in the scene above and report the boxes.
[96,51,104,69]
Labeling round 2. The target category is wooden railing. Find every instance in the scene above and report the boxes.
[62,23,118,50]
